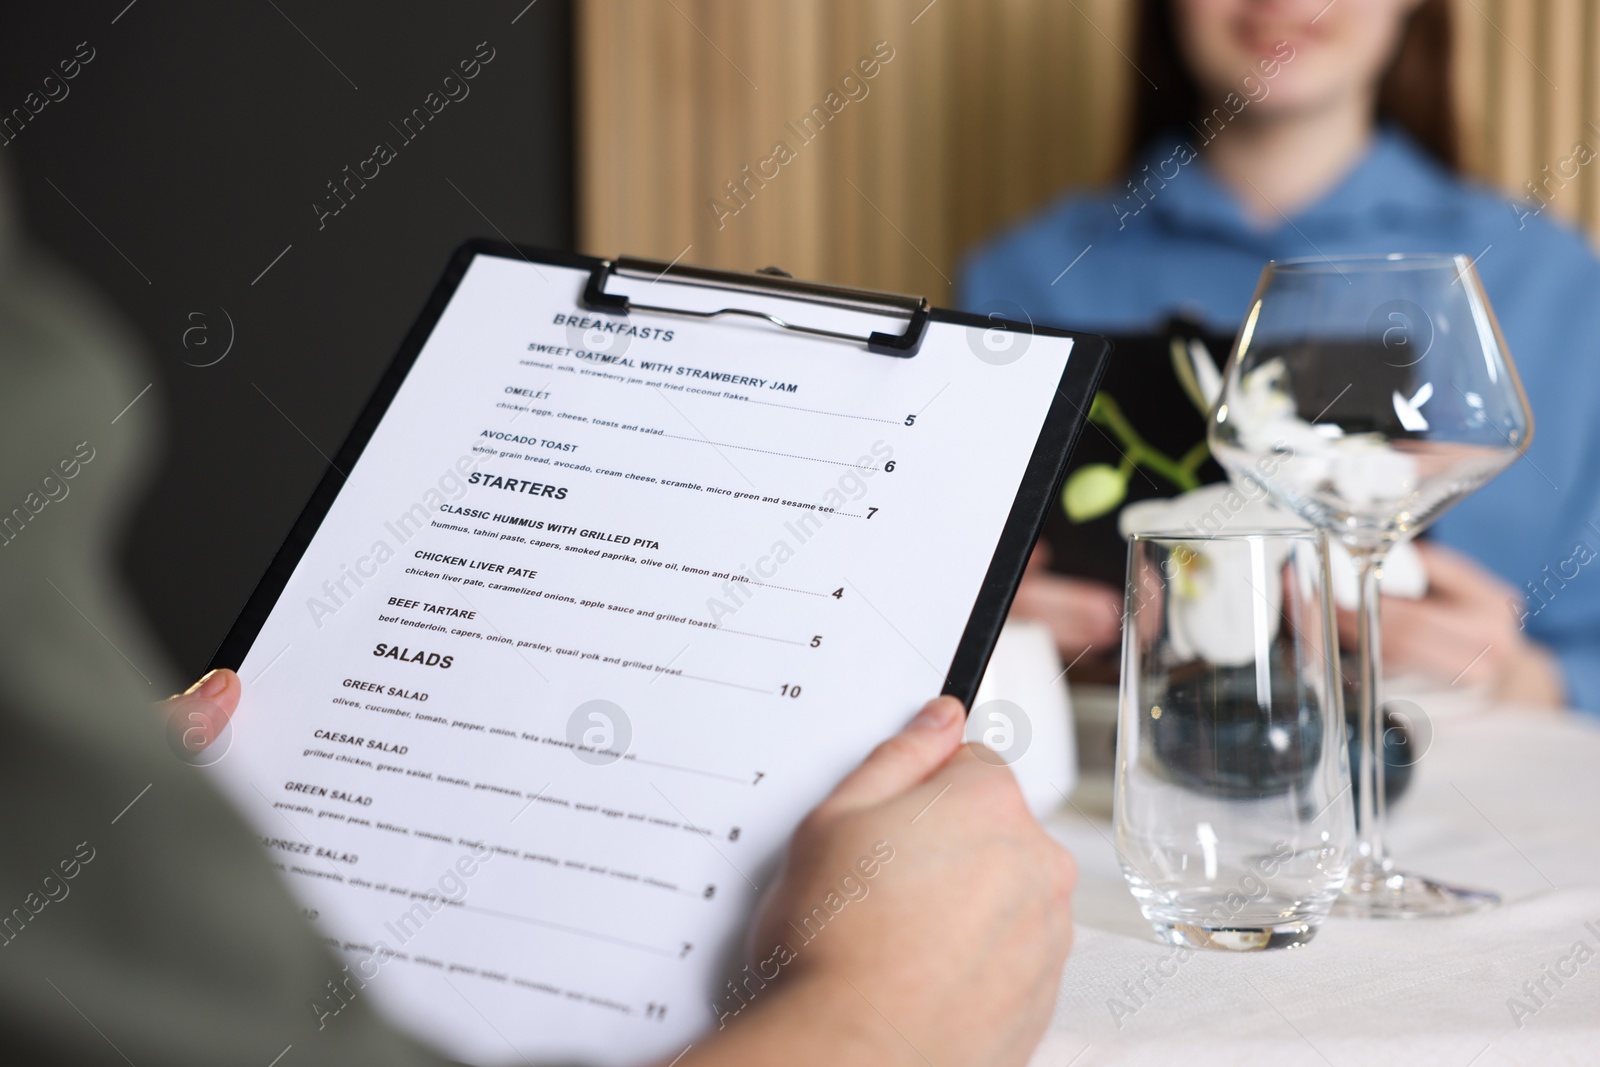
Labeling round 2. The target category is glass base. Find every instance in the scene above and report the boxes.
[1151,920,1320,951]
[1334,860,1499,918]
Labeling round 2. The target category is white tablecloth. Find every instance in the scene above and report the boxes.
[1032,709,1600,1065]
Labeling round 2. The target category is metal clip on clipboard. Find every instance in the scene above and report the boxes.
[580,255,932,357]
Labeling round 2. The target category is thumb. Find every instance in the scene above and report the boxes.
[161,669,241,757]
[816,697,966,815]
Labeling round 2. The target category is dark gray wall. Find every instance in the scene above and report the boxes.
[2,1,574,675]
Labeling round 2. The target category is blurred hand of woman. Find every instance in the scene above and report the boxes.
[1009,544,1122,668]
[1341,542,1566,707]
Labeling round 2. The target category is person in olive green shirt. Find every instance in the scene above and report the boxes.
[0,165,1076,1066]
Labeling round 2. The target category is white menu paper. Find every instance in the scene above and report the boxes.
[213,253,1076,1065]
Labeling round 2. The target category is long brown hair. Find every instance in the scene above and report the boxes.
[1127,0,1459,170]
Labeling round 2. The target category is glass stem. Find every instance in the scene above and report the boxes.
[1352,549,1389,873]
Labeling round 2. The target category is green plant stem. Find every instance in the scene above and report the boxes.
[1178,439,1212,474]
[1091,393,1201,492]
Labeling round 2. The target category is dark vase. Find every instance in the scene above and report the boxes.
[1149,657,1324,800]
[1143,655,1417,811]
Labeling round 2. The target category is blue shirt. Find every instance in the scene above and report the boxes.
[960,128,1600,713]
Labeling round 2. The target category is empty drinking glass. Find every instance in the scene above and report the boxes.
[1114,530,1355,950]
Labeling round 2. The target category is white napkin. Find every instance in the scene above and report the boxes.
[970,619,1077,816]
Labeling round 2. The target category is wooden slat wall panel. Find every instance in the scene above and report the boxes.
[1491,0,1539,201]
[1586,1,1600,228]
[1454,0,1489,175]
[577,1,1600,297]
[1543,0,1584,205]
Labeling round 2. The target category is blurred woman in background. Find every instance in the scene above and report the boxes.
[962,0,1600,712]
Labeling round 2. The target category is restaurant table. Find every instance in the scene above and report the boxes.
[1029,707,1600,1066]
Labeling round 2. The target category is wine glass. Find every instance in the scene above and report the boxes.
[1208,254,1534,918]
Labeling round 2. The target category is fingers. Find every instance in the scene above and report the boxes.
[1377,591,1526,686]
[931,741,1034,800]
[1335,545,1521,657]
[1012,574,1122,653]
[1014,573,1121,616]
[1416,542,1518,604]
[1380,601,1477,679]
[928,745,1078,895]
[817,697,966,815]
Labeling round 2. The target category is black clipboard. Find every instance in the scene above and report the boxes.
[209,240,1110,708]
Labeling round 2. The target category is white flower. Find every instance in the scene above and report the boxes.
[1119,484,1426,649]
[1328,434,1420,508]
[1232,359,1334,493]
[1229,359,1423,513]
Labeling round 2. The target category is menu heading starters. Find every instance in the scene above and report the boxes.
[467,471,570,499]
